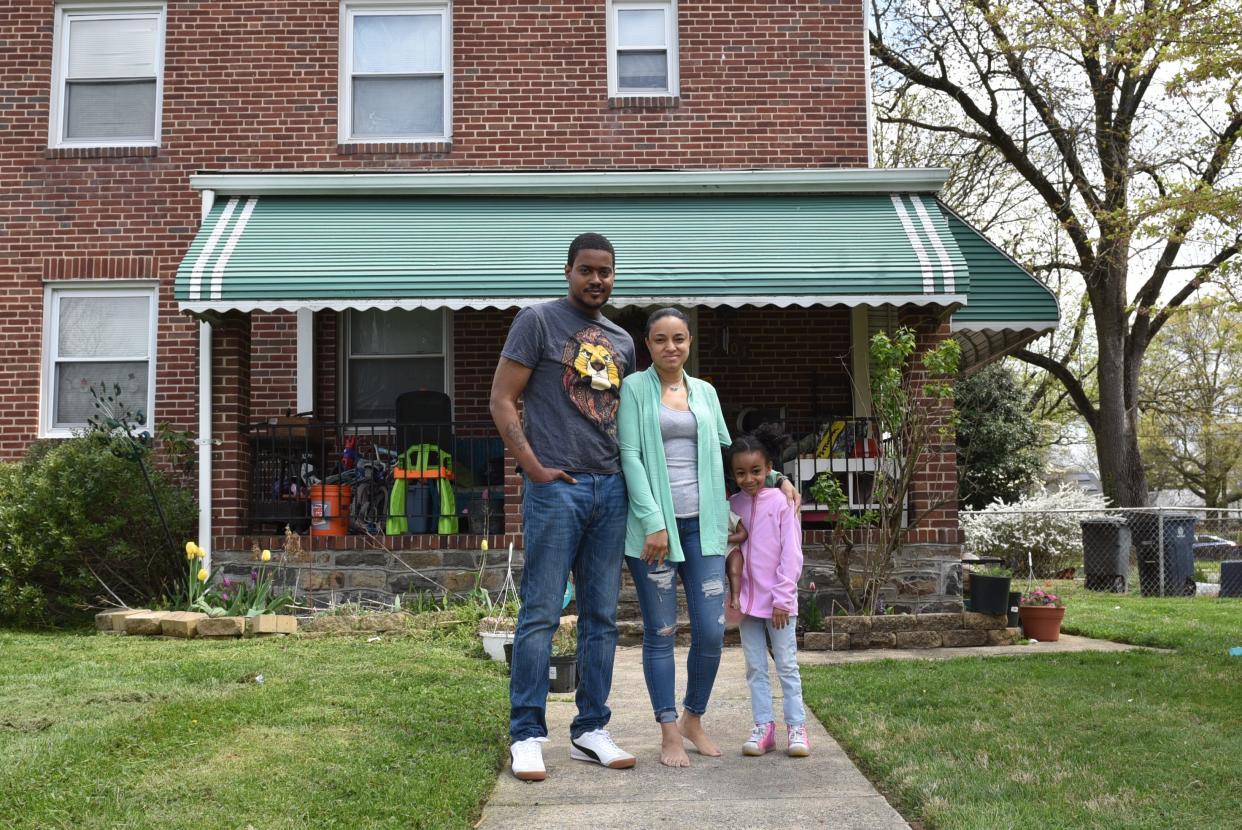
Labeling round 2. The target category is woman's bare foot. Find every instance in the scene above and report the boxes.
[660,722,691,767]
[678,712,722,757]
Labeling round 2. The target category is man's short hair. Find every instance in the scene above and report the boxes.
[567,232,615,267]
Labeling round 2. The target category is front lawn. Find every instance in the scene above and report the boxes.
[802,585,1242,830]
[0,627,509,830]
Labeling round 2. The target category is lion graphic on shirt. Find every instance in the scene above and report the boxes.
[562,326,624,437]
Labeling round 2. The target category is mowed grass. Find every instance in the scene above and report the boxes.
[802,585,1242,830]
[0,628,509,830]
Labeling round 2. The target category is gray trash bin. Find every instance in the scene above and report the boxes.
[1220,560,1242,598]
[1128,512,1197,596]
[1081,517,1130,592]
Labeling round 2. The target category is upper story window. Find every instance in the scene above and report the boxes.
[339,2,452,143]
[41,282,158,438]
[607,0,678,97]
[50,3,165,148]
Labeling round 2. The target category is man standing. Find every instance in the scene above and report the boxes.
[490,232,637,781]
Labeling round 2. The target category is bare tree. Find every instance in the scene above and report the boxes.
[871,0,1242,505]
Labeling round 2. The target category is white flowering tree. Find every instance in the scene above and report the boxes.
[961,485,1110,577]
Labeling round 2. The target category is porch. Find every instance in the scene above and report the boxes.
[177,169,1058,610]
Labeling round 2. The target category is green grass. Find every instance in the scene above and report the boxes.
[802,585,1242,830]
[0,627,509,830]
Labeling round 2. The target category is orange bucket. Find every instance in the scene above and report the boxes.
[310,484,352,536]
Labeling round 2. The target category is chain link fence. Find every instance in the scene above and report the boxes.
[961,506,1242,598]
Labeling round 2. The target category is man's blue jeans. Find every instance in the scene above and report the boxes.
[510,473,627,742]
[624,517,726,723]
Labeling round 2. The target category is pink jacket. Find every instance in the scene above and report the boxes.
[729,488,802,618]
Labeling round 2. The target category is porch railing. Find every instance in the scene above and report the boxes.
[246,419,505,536]
[766,415,910,527]
[246,414,908,536]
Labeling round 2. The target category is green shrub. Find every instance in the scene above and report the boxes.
[0,435,196,626]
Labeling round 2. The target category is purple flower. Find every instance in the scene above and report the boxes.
[221,593,230,602]
[222,576,232,588]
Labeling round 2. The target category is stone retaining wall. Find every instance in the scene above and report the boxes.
[802,612,1018,650]
[213,538,966,614]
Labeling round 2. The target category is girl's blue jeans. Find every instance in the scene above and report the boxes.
[739,613,806,726]
[510,473,627,742]
[625,517,726,723]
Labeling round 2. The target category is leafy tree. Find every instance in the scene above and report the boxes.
[956,361,1045,509]
[1139,301,1242,507]
[872,0,1242,506]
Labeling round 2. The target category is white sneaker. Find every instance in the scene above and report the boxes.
[569,729,636,769]
[510,737,548,781]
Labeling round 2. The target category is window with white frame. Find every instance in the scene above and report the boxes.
[50,4,165,147]
[340,2,451,142]
[608,0,678,96]
[42,283,158,437]
[344,309,450,422]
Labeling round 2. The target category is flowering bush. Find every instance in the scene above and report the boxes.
[1020,588,1064,608]
[961,484,1110,577]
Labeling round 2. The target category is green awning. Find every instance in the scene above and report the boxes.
[942,204,1059,371]
[175,193,970,313]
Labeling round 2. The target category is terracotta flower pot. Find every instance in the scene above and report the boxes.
[1018,605,1066,641]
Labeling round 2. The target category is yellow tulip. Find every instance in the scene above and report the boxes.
[481,539,489,552]
[261,549,271,562]
[197,568,209,582]
[185,541,197,560]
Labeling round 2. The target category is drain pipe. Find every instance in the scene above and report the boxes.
[197,189,215,572]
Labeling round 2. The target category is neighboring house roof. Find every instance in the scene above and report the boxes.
[174,169,1058,370]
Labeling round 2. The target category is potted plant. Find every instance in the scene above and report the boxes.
[548,618,578,693]
[1018,588,1066,641]
[968,565,1012,615]
[478,542,519,661]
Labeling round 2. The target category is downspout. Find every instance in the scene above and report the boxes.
[198,189,215,571]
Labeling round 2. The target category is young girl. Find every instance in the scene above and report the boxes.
[728,425,809,757]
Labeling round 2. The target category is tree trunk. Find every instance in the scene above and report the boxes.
[1092,270,1151,508]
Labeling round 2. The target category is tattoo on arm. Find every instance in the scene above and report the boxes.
[504,422,530,455]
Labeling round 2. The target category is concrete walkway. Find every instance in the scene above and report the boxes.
[478,634,1153,829]
[477,645,910,830]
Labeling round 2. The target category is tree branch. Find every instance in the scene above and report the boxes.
[1015,347,1100,432]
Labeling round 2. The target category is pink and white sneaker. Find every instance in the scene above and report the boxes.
[786,723,810,757]
[742,721,776,756]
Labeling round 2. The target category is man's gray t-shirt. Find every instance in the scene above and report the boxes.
[501,298,636,475]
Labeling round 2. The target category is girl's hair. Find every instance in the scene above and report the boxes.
[728,422,790,466]
[644,307,690,338]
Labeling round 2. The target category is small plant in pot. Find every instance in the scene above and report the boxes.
[1018,588,1066,641]
[968,565,1012,615]
[548,617,578,693]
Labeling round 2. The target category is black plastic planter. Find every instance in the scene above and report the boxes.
[1007,591,1021,627]
[549,655,578,693]
[970,573,1012,615]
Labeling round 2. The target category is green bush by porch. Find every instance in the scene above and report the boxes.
[0,436,197,627]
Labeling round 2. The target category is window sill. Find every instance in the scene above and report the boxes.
[337,141,453,156]
[608,95,681,110]
[46,145,159,159]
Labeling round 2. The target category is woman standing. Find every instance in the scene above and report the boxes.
[618,308,797,767]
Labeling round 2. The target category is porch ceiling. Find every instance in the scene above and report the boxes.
[174,192,970,314]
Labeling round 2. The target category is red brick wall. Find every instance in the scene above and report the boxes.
[900,309,960,545]
[251,312,299,420]
[696,305,854,429]
[0,0,869,461]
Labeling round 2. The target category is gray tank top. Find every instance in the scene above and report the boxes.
[659,403,699,518]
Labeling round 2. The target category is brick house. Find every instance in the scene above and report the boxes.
[1,1,1057,611]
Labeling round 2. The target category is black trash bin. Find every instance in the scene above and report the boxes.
[1128,512,1197,596]
[1081,517,1131,592]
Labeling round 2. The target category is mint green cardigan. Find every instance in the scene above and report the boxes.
[617,366,732,562]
